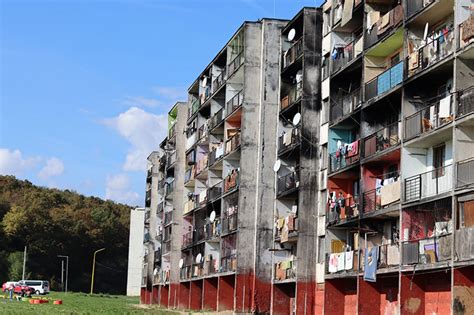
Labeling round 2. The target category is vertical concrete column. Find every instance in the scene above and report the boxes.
[296,8,323,315]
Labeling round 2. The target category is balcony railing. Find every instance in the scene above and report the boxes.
[224,169,240,193]
[330,88,362,122]
[220,254,237,273]
[203,221,220,240]
[198,124,208,141]
[189,98,200,118]
[404,98,454,140]
[407,28,454,78]
[225,133,241,154]
[404,164,453,202]
[278,128,300,153]
[331,36,361,74]
[362,179,400,214]
[228,52,243,77]
[274,260,296,281]
[182,231,194,248]
[180,265,192,280]
[327,195,359,224]
[226,90,243,116]
[212,70,226,93]
[208,145,224,166]
[164,211,172,226]
[377,244,400,268]
[221,212,238,235]
[283,38,303,69]
[405,0,434,19]
[329,142,360,174]
[208,181,223,201]
[280,82,302,111]
[401,234,452,265]
[209,108,224,130]
[362,121,400,158]
[457,158,474,188]
[195,155,208,176]
[165,181,175,197]
[166,151,177,168]
[457,86,474,118]
[326,250,359,274]
[365,5,403,49]
[365,60,404,102]
[184,198,198,215]
[184,167,194,183]
[202,259,218,276]
[277,171,299,196]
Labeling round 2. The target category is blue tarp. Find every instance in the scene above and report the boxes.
[363,247,378,282]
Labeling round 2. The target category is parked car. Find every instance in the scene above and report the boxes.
[2,281,17,292]
[13,284,35,297]
[17,280,50,295]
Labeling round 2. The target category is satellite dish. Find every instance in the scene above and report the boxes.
[196,253,202,264]
[210,211,216,223]
[179,258,184,268]
[293,113,301,126]
[165,177,174,184]
[288,28,296,41]
[273,160,281,173]
[153,268,158,276]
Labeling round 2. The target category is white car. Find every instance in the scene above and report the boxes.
[17,280,50,295]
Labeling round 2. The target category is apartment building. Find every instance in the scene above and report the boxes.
[321,0,474,314]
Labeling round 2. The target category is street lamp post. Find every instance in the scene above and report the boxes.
[57,255,69,293]
[90,248,105,294]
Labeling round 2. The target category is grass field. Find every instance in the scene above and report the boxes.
[0,291,174,314]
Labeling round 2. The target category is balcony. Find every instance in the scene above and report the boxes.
[195,155,208,176]
[197,221,220,241]
[227,52,243,78]
[277,171,299,196]
[182,231,194,249]
[208,181,223,201]
[407,28,454,78]
[164,211,172,226]
[456,158,474,189]
[280,82,302,112]
[209,108,224,130]
[189,98,200,119]
[220,254,237,273]
[405,0,435,20]
[183,198,198,215]
[404,98,454,141]
[376,244,400,269]
[365,60,404,103]
[457,86,474,118]
[165,181,175,197]
[162,241,171,255]
[166,151,177,168]
[226,90,243,117]
[212,70,226,94]
[221,212,238,235]
[331,36,362,75]
[459,17,474,50]
[455,227,474,262]
[362,121,400,159]
[146,168,152,182]
[159,155,167,170]
[202,259,218,276]
[184,167,194,184]
[225,133,241,155]
[274,259,296,282]
[278,128,300,154]
[365,5,403,49]
[404,164,453,202]
[362,179,401,214]
[282,38,303,70]
[401,234,452,266]
[198,124,208,142]
[180,265,192,280]
[169,123,176,139]
[326,250,359,274]
[275,215,298,243]
[208,145,224,167]
[327,195,359,225]
[328,140,360,174]
[224,169,239,193]
[330,88,362,123]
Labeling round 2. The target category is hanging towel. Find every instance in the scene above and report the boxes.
[329,254,338,273]
[439,95,451,118]
[345,251,353,270]
[363,247,378,282]
[346,140,359,157]
[337,253,345,271]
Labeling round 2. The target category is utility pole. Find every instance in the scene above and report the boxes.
[90,248,105,294]
[22,246,27,280]
[57,255,69,293]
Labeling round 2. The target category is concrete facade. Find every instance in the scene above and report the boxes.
[126,207,145,296]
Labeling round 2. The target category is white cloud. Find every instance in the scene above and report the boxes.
[38,157,64,180]
[105,173,141,205]
[103,107,167,171]
[123,96,162,108]
[0,148,41,176]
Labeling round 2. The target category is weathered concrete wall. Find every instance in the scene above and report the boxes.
[127,208,145,296]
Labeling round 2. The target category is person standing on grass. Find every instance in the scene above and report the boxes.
[8,284,14,302]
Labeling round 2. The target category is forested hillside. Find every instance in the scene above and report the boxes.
[0,175,133,294]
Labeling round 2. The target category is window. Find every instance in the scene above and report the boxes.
[390,53,400,67]
[458,200,474,228]
[433,144,445,178]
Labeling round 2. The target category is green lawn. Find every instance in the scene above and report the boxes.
[0,291,175,314]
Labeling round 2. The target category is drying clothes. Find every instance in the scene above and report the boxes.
[346,140,359,157]
[337,253,345,271]
[329,254,338,273]
[439,95,451,118]
[344,251,353,270]
[364,247,378,282]
[387,244,400,266]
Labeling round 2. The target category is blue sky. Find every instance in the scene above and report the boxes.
[0,0,321,206]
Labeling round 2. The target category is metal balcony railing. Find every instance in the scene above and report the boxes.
[224,169,239,193]
[228,52,243,77]
[331,36,361,74]
[166,151,177,168]
[225,133,241,154]
[365,5,403,49]
[329,143,360,174]
[404,98,453,140]
[164,211,172,226]
[278,128,300,153]
[182,231,194,248]
[226,90,243,116]
[280,81,302,111]
[404,164,453,202]
[208,145,224,166]
[405,0,435,21]
[401,234,452,265]
[283,38,303,69]
[208,181,223,201]
[212,70,226,93]
[189,98,200,118]
[365,60,404,102]
[330,88,362,122]
[362,174,400,214]
[457,86,474,118]
[457,157,474,188]
[327,195,359,224]
[407,28,455,78]
[277,171,299,196]
[220,254,237,273]
[209,108,224,130]
[195,155,208,176]
[362,121,400,158]
[221,213,238,235]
